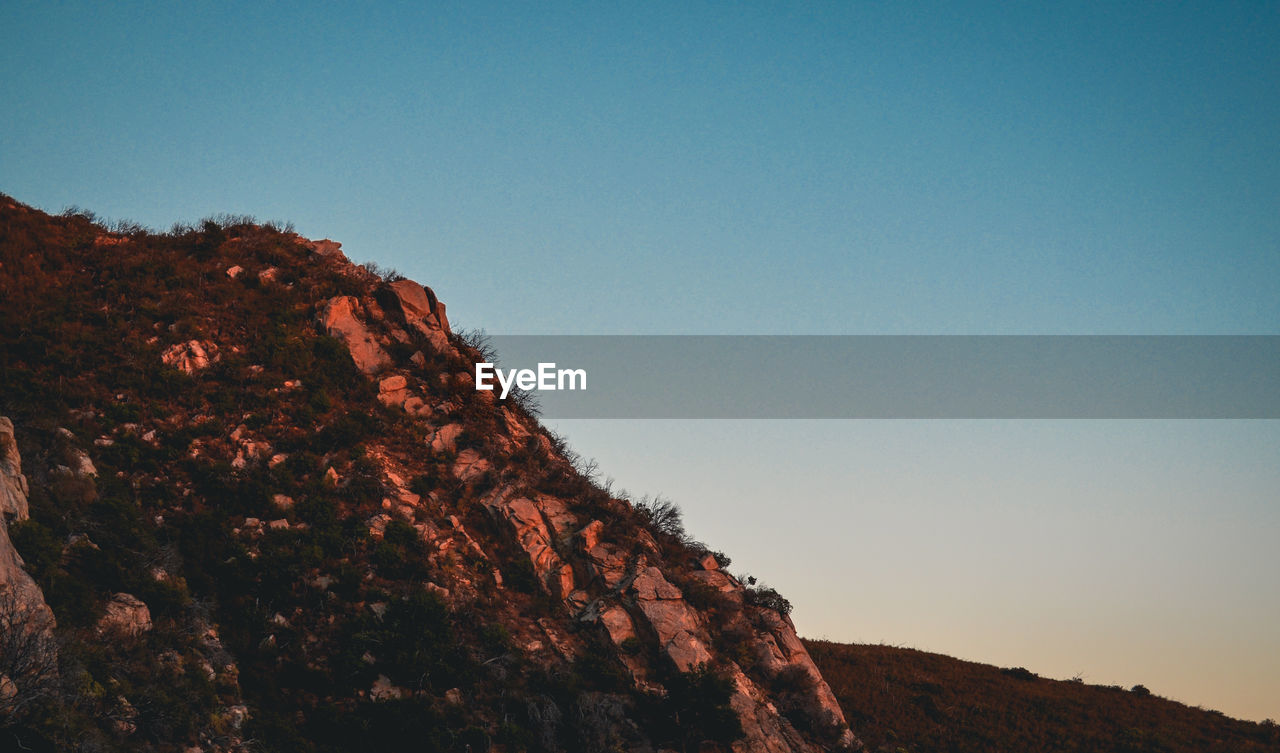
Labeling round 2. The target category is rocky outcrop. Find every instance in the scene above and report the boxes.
[317,296,391,374]
[487,494,577,599]
[755,609,857,748]
[306,238,347,261]
[0,418,29,523]
[0,418,59,721]
[387,280,450,333]
[629,566,714,672]
[475,480,857,751]
[376,279,451,352]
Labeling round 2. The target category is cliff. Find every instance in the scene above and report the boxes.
[0,195,858,752]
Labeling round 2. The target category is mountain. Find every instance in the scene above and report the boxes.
[0,195,856,752]
[805,640,1280,753]
[3,194,1274,753]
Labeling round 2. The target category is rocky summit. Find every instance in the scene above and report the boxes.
[0,196,858,752]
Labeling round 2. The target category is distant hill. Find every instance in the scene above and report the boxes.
[805,639,1280,753]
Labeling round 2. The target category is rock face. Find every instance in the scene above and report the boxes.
[317,296,391,374]
[0,419,59,720]
[0,418,30,523]
[478,483,858,752]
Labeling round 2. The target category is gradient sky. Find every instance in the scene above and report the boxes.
[4,1,1278,721]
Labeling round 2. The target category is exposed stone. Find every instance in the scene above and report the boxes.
[751,608,855,747]
[598,604,637,645]
[490,496,574,599]
[631,566,682,601]
[578,520,604,552]
[726,666,814,753]
[378,374,410,408]
[0,419,58,650]
[379,374,407,392]
[225,265,243,278]
[370,674,404,701]
[0,418,30,522]
[98,593,152,636]
[430,423,464,453]
[629,567,712,672]
[452,449,490,481]
[161,340,219,374]
[308,239,347,261]
[317,296,391,374]
[690,569,740,595]
[536,494,578,540]
[54,427,98,478]
[386,279,451,335]
[584,541,629,589]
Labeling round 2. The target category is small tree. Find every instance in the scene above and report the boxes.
[0,585,58,725]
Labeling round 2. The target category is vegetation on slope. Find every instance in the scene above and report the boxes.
[805,640,1280,753]
[0,195,849,753]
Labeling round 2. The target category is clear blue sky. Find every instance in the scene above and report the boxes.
[4,1,1278,721]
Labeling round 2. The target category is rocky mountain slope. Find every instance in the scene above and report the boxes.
[0,195,858,752]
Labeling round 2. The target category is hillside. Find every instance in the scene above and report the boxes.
[2,194,1275,753]
[805,640,1280,753]
[0,195,855,752]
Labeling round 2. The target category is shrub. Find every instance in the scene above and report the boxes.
[744,583,792,616]
[634,495,685,540]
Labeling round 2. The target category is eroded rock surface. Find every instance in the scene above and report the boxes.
[0,418,30,522]
[318,296,391,374]
[162,340,220,374]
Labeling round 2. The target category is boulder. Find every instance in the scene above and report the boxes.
[378,374,410,408]
[429,424,464,453]
[307,239,347,261]
[54,427,98,478]
[387,279,451,334]
[317,296,391,374]
[161,340,219,374]
[98,593,152,636]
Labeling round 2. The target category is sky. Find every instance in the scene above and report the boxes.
[4,1,1279,722]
